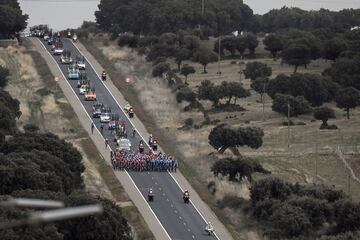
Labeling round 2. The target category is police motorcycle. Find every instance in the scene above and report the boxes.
[101,70,107,81]
[205,222,214,236]
[148,188,154,202]
[183,190,190,204]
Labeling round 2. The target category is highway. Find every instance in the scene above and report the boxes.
[38,37,218,240]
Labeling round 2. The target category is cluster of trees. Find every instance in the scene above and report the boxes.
[96,0,253,36]
[198,80,250,107]
[0,131,132,240]
[267,73,338,107]
[0,0,28,38]
[0,65,20,136]
[242,60,360,120]
[250,177,360,239]
[262,28,360,72]
[211,156,270,182]
[213,33,259,57]
[208,124,264,154]
[0,62,131,239]
[251,7,360,33]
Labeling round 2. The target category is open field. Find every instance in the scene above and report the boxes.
[0,40,154,240]
[81,34,360,239]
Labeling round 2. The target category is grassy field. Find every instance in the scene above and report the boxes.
[0,40,154,240]
[80,34,360,239]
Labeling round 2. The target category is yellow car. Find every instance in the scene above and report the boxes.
[84,89,96,101]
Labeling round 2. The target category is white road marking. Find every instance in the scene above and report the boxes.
[71,40,221,240]
[36,39,172,240]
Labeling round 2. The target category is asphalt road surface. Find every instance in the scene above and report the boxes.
[40,37,218,240]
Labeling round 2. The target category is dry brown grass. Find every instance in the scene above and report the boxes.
[0,40,154,240]
[81,35,360,239]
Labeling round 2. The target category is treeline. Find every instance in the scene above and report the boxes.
[0,63,132,239]
[0,0,28,38]
[95,1,360,37]
[249,177,360,239]
[251,7,360,33]
[95,0,253,36]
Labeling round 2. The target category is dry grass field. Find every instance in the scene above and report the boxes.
[0,41,154,240]
[82,34,360,239]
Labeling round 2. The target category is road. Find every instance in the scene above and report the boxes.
[31,37,232,240]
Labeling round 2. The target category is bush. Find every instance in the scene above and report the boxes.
[118,33,138,48]
[23,124,39,133]
[217,195,245,209]
[269,204,311,238]
[272,94,312,117]
[152,62,170,77]
[184,118,194,126]
[0,65,10,88]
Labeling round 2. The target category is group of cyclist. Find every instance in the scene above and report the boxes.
[111,148,178,172]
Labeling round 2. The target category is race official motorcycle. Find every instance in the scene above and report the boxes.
[183,191,190,204]
[205,222,214,236]
[148,188,154,202]
[101,71,107,81]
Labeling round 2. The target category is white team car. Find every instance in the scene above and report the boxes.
[79,84,88,95]
[54,47,64,55]
[117,138,132,151]
[77,61,86,70]
[100,113,111,123]
[76,56,86,70]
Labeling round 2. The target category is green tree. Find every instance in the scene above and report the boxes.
[250,177,293,205]
[335,200,360,233]
[269,204,311,238]
[118,33,138,48]
[146,43,176,62]
[58,191,132,240]
[324,38,348,61]
[152,62,170,77]
[197,80,223,107]
[221,37,238,57]
[0,1,28,38]
[243,61,272,81]
[244,32,259,55]
[0,65,10,88]
[174,47,191,71]
[193,48,218,73]
[272,94,312,117]
[263,34,284,58]
[0,153,63,194]
[0,89,21,134]
[282,44,311,73]
[220,81,250,104]
[250,77,269,102]
[313,107,336,128]
[335,87,360,119]
[211,157,270,182]
[235,37,247,57]
[208,124,264,154]
[288,196,333,228]
[0,133,85,186]
[323,56,360,90]
[267,73,338,107]
[180,64,195,84]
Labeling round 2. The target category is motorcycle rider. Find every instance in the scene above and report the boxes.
[148,134,153,146]
[148,188,154,201]
[101,70,107,81]
[205,221,214,236]
[183,190,190,203]
[152,139,158,151]
[139,140,144,154]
